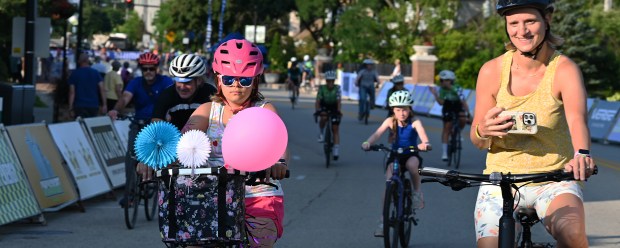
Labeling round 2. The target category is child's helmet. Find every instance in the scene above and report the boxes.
[389,90,414,107]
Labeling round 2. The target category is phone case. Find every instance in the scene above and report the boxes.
[498,111,538,135]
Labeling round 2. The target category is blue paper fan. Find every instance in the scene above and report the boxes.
[134,121,181,169]
[177,130,211,169]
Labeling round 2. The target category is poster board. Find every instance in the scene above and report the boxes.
[5,123,78,210]
[48,122,112,199]
[606,114,620,144]
[113,119,131,148]
[82,117,126,187]
[0,124,41,225]
[588,101,620,141]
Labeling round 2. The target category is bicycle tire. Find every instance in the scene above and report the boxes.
[124,173,140,229]
[399,179,413,247]
[144,182,158,221]
[324,123,332,168]
[454,132,462,169]
[447,137,454,167]
[383,182,400,248]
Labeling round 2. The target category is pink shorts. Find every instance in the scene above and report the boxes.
[245,196,284,238]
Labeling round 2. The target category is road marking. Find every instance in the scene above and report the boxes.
[596,157,620,171]
[295,175,306,180]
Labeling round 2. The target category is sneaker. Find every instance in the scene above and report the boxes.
[374,223,384,237]
[333,146,339,161]
[413,192,425,209]
[317,134,324,143]
[441,152,448,161]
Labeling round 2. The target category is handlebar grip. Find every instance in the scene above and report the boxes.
[419,167,451,178]
[251,170,290,179]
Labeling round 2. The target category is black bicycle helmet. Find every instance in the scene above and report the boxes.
[496,0,554,16]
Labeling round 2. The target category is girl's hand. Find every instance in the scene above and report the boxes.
[361,141,370,150]
[478,107,513,138]
[418,142,432,151]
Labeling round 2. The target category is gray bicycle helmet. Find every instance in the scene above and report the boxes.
[324,70,337,80]
[169,54,207,83]
[391,74,404,84]
[388,90,414,107]
[496,0,554,16]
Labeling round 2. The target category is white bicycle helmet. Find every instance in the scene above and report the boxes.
[388,90,414,107]
[391,74,404,83]
[324,70,337,80]
[169,54,207,83]
[438,70,456,81]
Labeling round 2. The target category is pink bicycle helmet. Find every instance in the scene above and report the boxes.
[212,39,263,77]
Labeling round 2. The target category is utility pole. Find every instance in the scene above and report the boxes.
[604,0,612,12]
[24,0,36,85]
[76,0,84,61]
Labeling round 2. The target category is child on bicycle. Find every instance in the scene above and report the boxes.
[429,70,470,161]
[315,70,342,160]
[183,39,289,248]
[361,90,432,235]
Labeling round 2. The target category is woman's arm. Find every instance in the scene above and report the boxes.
[469,58,511,149]
[428,86,445,105]
[555,57,593,180]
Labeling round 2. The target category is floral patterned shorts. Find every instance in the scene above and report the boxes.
[158,172,246,246]
[473,181,583,241]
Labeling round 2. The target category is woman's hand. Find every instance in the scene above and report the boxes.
[478,107,513,138]
[564,155,595,181]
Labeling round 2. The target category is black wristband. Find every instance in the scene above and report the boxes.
[578,149,590,155]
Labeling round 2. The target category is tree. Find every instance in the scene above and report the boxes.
[115,11,144,46]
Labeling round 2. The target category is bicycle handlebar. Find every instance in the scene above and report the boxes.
[367,144,429,154]
[419,166,598,190]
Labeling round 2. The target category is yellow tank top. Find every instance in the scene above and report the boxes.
[485,50,573,175]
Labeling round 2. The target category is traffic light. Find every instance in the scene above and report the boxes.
[125,0,134,10]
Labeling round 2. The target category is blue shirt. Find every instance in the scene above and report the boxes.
[392,122,419,151]
[69,67,102,108]
[124,75,173,120]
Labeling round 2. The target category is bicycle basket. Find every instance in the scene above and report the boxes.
[157,168,247,246]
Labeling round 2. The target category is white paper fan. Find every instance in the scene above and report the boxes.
[176,130,211,168]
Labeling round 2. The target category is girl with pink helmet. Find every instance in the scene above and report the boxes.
[182,39,289,248]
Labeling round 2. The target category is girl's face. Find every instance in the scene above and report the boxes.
[505,8,548,53]
[218,75,256,104]
[392,107,411,121]
[440,79,453,88]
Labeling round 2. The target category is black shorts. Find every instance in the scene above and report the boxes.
[385,152,423,172]
[319,104,341,125]
[442,101,465,122]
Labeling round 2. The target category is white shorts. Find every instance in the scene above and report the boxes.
[473,181,583,240]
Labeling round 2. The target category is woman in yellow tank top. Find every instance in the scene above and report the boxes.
[469,1,595,247]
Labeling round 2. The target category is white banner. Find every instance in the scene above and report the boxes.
[48,122,111,199]
[113,119,131,148]
[82,117,126,187]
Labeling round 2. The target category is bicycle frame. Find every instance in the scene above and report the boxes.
[419,167,597,248]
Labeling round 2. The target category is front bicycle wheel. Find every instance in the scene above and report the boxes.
[453,131,462,169]
[383,182,399,248]
[144,181,158,221]
[124,173,141,229]
[399,179,414,247]
[324,125,332,168]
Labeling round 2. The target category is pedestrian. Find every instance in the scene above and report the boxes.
[68,53,107,118]
[104,60,124,111]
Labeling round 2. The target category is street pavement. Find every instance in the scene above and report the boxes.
[0,85,618,248]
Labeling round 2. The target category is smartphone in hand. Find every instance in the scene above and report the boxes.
[498,111,538,134]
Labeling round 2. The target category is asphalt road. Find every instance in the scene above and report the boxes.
[1,86,618,248]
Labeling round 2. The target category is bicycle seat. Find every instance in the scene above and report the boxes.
[516,207,540,226]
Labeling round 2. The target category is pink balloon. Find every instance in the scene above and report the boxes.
[222,107,288,172]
